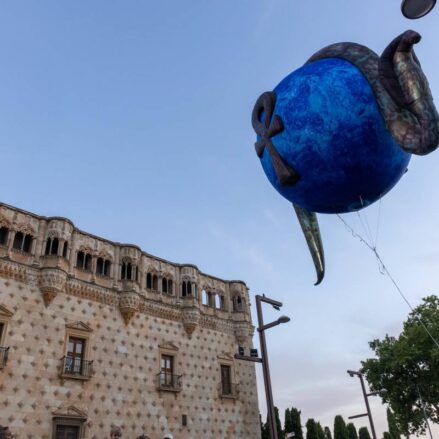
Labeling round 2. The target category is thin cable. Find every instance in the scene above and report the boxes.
[359,195,375,247]
[375,196,383,248]
[337,214,439,350]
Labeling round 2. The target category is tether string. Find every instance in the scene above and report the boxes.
[337,213,439,350]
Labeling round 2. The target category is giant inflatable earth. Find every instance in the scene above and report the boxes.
[252,30,439,284]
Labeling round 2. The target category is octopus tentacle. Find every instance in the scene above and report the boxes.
[306,30,439,156]
[293,204,325,285]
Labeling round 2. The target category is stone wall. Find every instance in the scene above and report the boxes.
[0,203,261,439]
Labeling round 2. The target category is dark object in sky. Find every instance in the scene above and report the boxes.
[252,30,439,285]
[401,0,436,18]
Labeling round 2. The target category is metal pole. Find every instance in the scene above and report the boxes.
[359,373,377,439]
[256,295,278,439]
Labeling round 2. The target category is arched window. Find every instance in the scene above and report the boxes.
[152,275,158,290]
[96,257,111,276]
[233,295,244,312]
[45,237,59,256]
[121,261,134,280]
[76,251,85,268]
[168,279,173,294]
[146,273,152,289]
[215,294,223,310]
[13,232,33,253]
[162,278,168,293]
[182,281,187,297]
[0,227,9,246]
[202,289,209,306]
[62,242,68,258]
[76,251,92,271]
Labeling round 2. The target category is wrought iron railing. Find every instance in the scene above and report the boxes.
[0,347,9,369]
[156,372,182,391]
[61,356,93,379]
[218,382,239,398]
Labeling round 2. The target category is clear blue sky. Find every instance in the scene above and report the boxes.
[1,1,438,437]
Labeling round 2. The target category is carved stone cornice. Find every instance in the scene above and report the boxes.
[118,291,140,325]
[0,257,253,339]
[0,259,27,282]
[39,268,67,306]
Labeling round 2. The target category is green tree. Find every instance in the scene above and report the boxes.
[275,406,283,438]
[324,426,333,439]
[347,423,358,439]
[285,408,293,434]
[316,422,325,439]
[386,408,400,439]
[306,418,319,439]
[260,413,269,439]
[334,415,349,439]
[291,408,304,439]
[358,427,371,439]
[383,432,392,439]
[362,296,439,435]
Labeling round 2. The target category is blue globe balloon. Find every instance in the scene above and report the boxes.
[260,58,411,214]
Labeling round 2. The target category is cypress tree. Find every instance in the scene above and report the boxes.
[316,422,326,439]
[359,427,371,439]
[261,413,269,439]
[285,408,293,434]
[324,426,333,439]
[275,406,283,438]
[306,418,319,439]
[347,423,358,439]
[291,408,304,439]
[334,415,349,439]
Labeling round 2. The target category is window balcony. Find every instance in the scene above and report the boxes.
[156,372,182,392]
[60,356,93,381]
[0,346,9,369]
[218,382,239,399]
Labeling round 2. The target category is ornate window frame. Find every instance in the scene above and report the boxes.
[0,305,13,370]
[217,353,238,399]
[60,321,93,381]
[52,406,87,439]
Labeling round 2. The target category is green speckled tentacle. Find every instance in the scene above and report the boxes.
[293,204,325,285]
[307,30,439,156]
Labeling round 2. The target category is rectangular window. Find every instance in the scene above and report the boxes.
[221,364,232,395]
[0,322,4,342]
[182,414,188,427]
[55,425,80,439]
[65,337,85,375]
[161,354,174,386]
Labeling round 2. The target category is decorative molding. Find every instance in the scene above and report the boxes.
[0,260,27,282]
[158,341,179,351]
[39,268,67,306]
[65,321,93,333]
[52,405,87,420]
[0,305,13,318]
[119,291,140,325]
[0,257,252,338]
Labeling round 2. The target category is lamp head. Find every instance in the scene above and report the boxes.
[277,315,291,324]
[401,0,436,18]
[347,369,358,378]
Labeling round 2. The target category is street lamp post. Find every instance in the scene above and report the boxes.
[235,294,290,439]
[347,370,378,439]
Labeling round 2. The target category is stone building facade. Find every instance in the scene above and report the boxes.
[0,202,261,439]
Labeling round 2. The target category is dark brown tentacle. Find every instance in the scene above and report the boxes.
[293,204,325,285]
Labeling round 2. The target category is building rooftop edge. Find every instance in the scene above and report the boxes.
[0,201,248,288]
